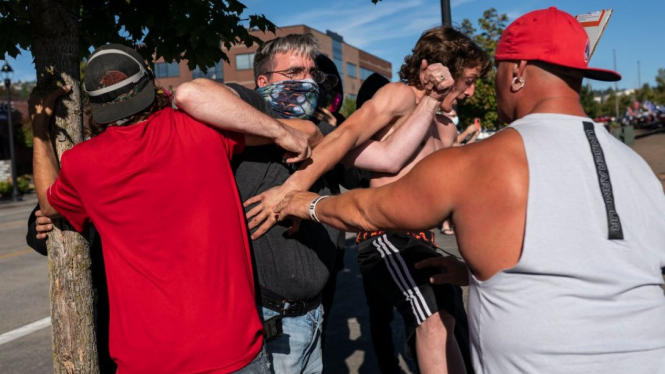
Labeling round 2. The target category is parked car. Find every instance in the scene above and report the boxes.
[593,115,612,124]
[655,109,665,126]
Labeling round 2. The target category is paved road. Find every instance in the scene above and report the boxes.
[0,195,53,373]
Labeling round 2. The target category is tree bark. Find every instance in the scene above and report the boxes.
[27,0,99,372]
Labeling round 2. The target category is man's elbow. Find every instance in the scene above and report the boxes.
[372,155,406,174]
[307,125,324,147]
[173,82,191,110]
[173,78,209,110]
[382,158,405,174]
[36,193,60,219]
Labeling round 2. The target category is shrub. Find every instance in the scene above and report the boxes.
[0,176,31,197]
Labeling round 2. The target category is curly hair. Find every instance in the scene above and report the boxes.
[86,87,172,137]
[399,26,491,89]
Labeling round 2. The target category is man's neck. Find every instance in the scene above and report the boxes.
[519,96,588,119]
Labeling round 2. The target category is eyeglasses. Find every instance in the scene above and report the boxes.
[265,67,326,83]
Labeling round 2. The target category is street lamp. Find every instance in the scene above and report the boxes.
[1,62,20,201]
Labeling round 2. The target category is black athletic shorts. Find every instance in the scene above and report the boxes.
[357,231,469,361]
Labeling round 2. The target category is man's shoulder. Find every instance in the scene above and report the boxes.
[373,82,417,110]
[383,81,416,96]
[63,131,110,159]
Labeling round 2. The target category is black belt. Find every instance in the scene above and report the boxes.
[260,288,322,317]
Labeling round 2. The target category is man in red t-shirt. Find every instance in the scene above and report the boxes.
[30,44,311,373]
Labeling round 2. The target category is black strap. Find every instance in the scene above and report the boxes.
[259,288,322,317]
[582,121,624,240]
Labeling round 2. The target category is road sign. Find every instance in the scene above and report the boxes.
[575,9,613,61]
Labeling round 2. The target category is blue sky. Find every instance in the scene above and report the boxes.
[4,0,662,93]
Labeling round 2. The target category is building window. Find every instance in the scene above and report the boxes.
[154,62,180,78]
[193,61,224,82]
[332,39,343,77]
[346,62,357,78]
[236,53,255,70]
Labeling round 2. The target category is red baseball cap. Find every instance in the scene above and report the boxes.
[495,7,621,82]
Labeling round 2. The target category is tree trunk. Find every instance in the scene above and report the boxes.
[27,0,99,372]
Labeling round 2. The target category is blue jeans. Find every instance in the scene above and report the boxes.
[261,303,324,374]
[233,343,270,373]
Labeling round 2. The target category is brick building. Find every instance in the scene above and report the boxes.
[155,25,392,100]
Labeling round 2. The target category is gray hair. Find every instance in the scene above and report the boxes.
[253,33,320,83]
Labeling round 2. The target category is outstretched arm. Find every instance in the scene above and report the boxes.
[274,146,467,232]
[174,78,311,163]
[30,86,71,219]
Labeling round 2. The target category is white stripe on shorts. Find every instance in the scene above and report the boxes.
[380,235,433,318]
[373,238,426,324]
[373,235,430,324]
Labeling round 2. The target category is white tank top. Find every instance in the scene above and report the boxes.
[468,113,665,374]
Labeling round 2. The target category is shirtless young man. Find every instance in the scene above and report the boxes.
[246,26,490,373]
[275,8,665,374]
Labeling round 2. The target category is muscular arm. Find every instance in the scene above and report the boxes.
[276,146,469,232]
[174,78,310,161]
[276,130,530,281]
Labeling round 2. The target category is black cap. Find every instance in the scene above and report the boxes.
[84,44,155,124]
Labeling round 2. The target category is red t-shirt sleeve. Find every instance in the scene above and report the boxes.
[47,152,88,232]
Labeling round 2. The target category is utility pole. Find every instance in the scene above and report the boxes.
[637,60,641,88]
[441,0,452,26]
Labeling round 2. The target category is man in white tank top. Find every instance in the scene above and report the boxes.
[275,7,665,374]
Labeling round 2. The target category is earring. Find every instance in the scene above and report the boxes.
[511,77,525,92]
